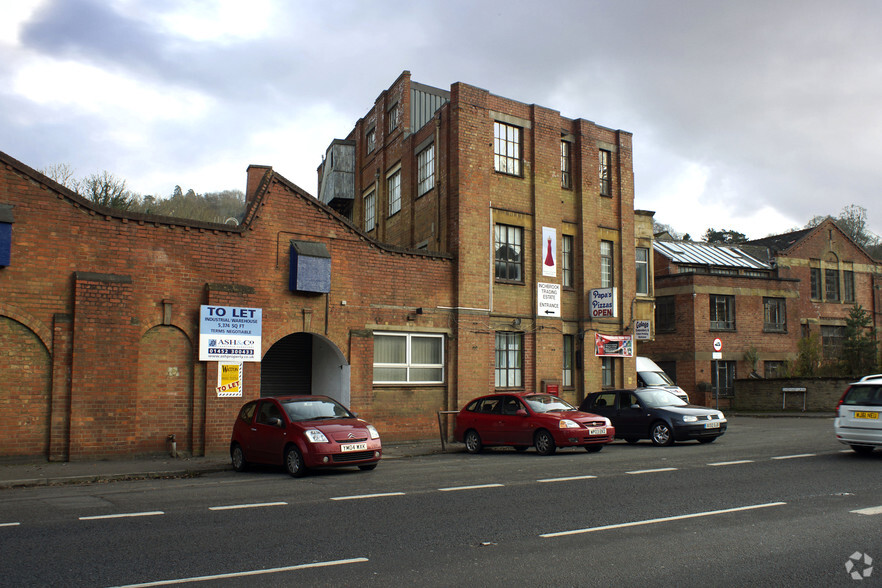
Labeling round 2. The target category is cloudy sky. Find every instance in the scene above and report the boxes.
[2,0,881,239]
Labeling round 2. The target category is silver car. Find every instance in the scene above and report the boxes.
[835,374,882,454]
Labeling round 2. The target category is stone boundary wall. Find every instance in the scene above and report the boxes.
[732,377,858,412]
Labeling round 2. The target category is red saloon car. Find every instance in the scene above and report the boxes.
[230,395,382,477]
[454,393,614,455]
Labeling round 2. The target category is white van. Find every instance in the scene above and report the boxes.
[636,356,690,402]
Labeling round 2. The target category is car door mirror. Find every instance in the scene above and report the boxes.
[516,409,528,417]
[268,417,284,428]
[630,404,640,410]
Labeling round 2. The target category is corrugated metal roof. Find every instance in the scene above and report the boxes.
[653,241,771,270]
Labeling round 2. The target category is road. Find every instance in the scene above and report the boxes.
[0,416,880,587]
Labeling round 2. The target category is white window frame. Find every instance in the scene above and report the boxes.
[373,332,445,384]
[417,143,435,195]
[600,240,613,288]
[494,121,521,176]
[495,331,523,388]
[636,247,650,295]
[364,189,376,232]
[387,166,401,216]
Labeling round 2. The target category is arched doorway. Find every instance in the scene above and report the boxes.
[260,333,351,406]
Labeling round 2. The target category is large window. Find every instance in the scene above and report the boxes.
[364,190,376,232]
[710,294,735,331]
[600,240,613,288]
[764,361,786,378]
[387,168,401,216]
[822,325,846,359]
[843,270,855,303]
[494,121,521,176]
[562,334,574,387]
[636,247,650,295]
[560,140,572,189]
[562,234,574,288]
[810,266,821,300]
[711,361,735,398]
[599,149,611,196]
[825,268,839,301]
[417,143,435,196]
[495,224,523,282]
[373,333,444,384]
[656,295,676,332]
[763,297,786,332]
[495,332,523,388]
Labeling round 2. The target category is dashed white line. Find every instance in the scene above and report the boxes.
[771,454,816,460]
[540,502,788,538]
[0,522,21,527]
[708,460,754,466]
[209,502,287,511]
[79,511,164,521]
[851,506,882,516]
[331,492,406,501]
[626,467,678,475]
[538,475,598,483]
[109,557,369,587]
[439,483,504,492]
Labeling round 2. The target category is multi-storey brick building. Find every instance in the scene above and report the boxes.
[0,72,639,460]
[640,220,881,406]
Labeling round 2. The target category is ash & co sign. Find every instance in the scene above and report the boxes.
[199,305,262,362]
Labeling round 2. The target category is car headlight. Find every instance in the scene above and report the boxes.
[682,416,698,422]
[304,429,329,443]
[367,425,380,440]
[559,419,579,429]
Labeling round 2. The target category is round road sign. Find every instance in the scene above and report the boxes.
[713,338,723,352]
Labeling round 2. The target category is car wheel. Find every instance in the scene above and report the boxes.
[358,463,378,471]
[625,438,639,445]
[851,445,875,455]
[698,437,716,444]
[464,430,483,454]
[230,443,248,472]
[585,444,603,453]
[534,429,556,455]
[650,421,674,446]
[513,445,529,452]
[284,446,307,477]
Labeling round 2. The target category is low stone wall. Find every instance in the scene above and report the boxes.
[731,377,856,412]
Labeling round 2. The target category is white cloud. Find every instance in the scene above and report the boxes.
[0,0,48,45]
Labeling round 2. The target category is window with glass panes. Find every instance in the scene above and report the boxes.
[601,357,615,387]
[387,169,401,216]
[600,241,613,288]
[366,128,376,154]
[495,332,522,388]
[825,268,839,301]
[710,294,735,330]
[562,335,574,387]
[417,144,434,195]
[388,103,399,133]
[712,361,735,397]
[763,297,786,332]
[560,140,572,189]
[843,270,855,302]
[656,295,676,332]
[810,266,821,299]
[822,325,846,359]
[599,149,611,196]
[364,190,376,232]
[495,224,523,282]
[494,122,521,176]
[373,333,444,383]
[636,247,649,295]
[561,235,574,288]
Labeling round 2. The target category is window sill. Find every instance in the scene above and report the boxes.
[495,279,525,286]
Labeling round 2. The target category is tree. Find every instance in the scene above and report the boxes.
[703,228,748,244]
[40,163,79,191]
[807,205,880,251]
[79,171,135,210]
[840,304,879,376]
[792,332,822,377]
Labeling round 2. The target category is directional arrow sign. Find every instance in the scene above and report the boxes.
[537,282,561,318]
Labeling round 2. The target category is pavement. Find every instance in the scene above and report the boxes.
[0,412,834,490]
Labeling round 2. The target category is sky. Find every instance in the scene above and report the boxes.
[2,0,881,240]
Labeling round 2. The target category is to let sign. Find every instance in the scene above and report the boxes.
[199,305,263,362]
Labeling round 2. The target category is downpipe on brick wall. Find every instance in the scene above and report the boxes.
[167,434,177,458]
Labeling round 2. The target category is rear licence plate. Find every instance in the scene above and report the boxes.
[705,422,721,429]
[588,427,607,435]
[854,412,879,419]
[340,443,368,452]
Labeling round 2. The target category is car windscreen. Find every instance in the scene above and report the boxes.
[843,385,882,407]
[635,389,688,408]
[282,398,353,421]
[639,370,674,386]
[523,394,577,413]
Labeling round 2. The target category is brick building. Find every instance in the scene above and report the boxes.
[0,72,639,460]
[639,220,882,405]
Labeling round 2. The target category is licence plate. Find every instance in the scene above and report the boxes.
[340,442,368,452]
[705,422,721,429]
[588,427,607,435]
[854,412,879,419]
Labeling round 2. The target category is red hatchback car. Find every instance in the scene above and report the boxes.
[230,395,382,477]
[454,393,614,455]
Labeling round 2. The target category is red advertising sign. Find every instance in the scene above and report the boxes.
[594,333,634,357]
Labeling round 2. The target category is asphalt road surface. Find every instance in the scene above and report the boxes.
[0,416,880,587]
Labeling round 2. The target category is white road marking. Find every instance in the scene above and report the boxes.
[538,475,598,483]
[439,484,504,492]
[208,502,288,511]
[331,492,406,501]
[108,557,369,587]
[79,511,164,521]
[626,467,678,475]
[851,506,882,515]
[0,522,21,527]
[541,502,787,538]
[708,460,754,466]
[771,454,816,460]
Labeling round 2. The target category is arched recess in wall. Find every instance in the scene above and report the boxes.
[261,332,351,407]
[137,325,194,455]
[0,316,51,458]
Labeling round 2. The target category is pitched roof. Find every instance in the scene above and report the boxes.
[744,227,813,254]
[653,240,771,270]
